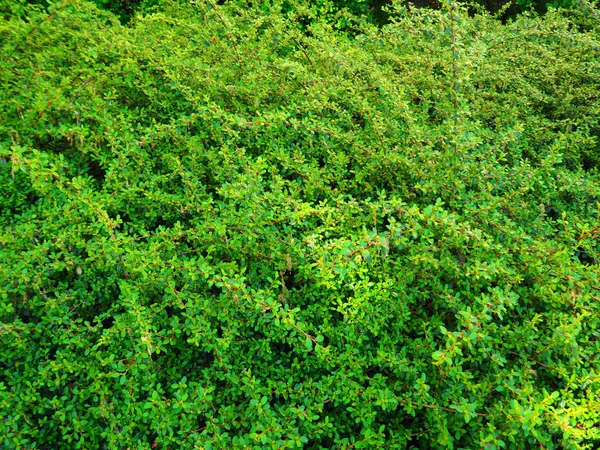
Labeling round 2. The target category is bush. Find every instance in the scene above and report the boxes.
[1,0,599,448]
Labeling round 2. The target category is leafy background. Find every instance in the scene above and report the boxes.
[1,0,599,448]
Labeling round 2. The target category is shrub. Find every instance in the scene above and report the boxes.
[1,0,599,448]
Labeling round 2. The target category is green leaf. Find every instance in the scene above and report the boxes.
[305,338,313,351]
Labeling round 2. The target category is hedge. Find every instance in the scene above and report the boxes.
[1,0,599,448]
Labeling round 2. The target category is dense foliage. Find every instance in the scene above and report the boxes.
[1,0,600,448]
[77,0,595,25]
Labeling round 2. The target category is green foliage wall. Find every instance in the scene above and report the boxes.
[1,0,600,448]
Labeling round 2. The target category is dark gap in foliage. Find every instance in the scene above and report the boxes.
[327,308,345,327]
[207,282,223,298]
[15,301,37,324]
[306,435,333,448]
[271,340,294,355]
[281,269,302,291]
[147,433,159,449]
[196,414,207,432]
[164,305,177,319]
[146,216,170,233]
[545,205,561,221]
[352,112,366,129]
[575,246,595,265]
[87,158,107,185]
[32,134,72,155]
[101,315,116,329]
[582,155,598,171]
